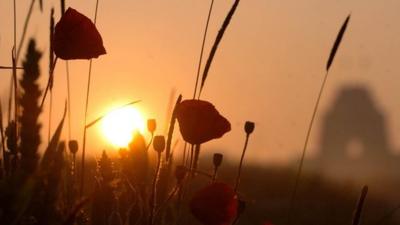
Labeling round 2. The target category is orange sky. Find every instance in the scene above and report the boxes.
[1,0,400,165]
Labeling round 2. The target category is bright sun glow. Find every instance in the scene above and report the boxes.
[101,106,145,148]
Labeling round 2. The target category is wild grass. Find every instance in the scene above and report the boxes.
[0,1,397,225]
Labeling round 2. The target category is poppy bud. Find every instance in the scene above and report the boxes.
[175,165,187,183]
[190,182,238,225]
[147,119,156,133]
[213,153,223,168]
[244,121,255,135]
[68,140,79,154]
[153,135,165,153]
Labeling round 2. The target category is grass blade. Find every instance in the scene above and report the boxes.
[0,101,6,174]
[41,101,67,167]
[85,100,141,129]
[80,0,101,197]
[61,0,66,15]
[165,95,182,162]
[39,0,43,12]
[193,0,215,99]
[326,14,351,71]
[198,0,241,97]
[352,185,368,225]
[287,14,352,225]
[12,48,18,152]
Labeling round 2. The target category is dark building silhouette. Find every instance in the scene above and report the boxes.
[312,85,399,181]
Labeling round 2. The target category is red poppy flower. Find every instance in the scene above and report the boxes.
[53,8,106,60]
[190,182,238,225]
[176,100,231,145]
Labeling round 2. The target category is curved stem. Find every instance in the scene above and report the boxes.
[193,0,215,99]
[80,0,100,197]
[182,142,187,165]
[16,0,35,62]
[48,89,52,144]
[40,57,58,109]
[66,61,72,141]
[212,166,218,182]
[234,134,249,192]
[146,133,154,150]
[153,184,180,220]
[287,71,330,225]
[149,152,162,225]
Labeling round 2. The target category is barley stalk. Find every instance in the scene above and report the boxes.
[193,0,215,99]
[198,0,241,97]
[287,14,351,225]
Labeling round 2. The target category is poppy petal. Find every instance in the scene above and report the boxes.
[176,100,231,145]
[190,182,238,225]
[53,8,106,60]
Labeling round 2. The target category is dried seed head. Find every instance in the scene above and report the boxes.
[153,135,166,153]
[213,153,223,168]
[244,121,255,135]
[147,119,156,133]
[175,165,187,183]
[68,140,79,154]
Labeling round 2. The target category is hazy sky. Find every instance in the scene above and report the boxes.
[1,0,400,165]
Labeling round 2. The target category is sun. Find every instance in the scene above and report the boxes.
[101,106,146,148]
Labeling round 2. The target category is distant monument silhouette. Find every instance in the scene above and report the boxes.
[313,85,398,179]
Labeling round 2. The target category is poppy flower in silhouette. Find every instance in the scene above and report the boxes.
[190,182,238,225]
[176,100,230,145]
[53,7,106,60]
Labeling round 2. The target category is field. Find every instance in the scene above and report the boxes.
[0,0,399,225]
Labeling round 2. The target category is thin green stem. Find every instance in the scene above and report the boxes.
[150,152,162,225]
[154,184,180,220]
[16,0,36,62]
[80,0,100,197]
[287,71,330,225]
[234,134,249,192]
[0,66,23,70]
[12,49,18,152]
[13,0,16,51]
[146,133,154,150]
[182,142,187,165]
[66,61,72,141]
[0,102,6,176]
[193,0,214,99]
[48,90,53,144]
[40,57,58,109]
[212,166,218,182]
[7,76,13,124]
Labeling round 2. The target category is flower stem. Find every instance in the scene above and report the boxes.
[80,0,100,197]
[193,0,215,99]
[149,152,162,225]
[40,57,58,109]
[234,133,250,192]
[66,61,72,141]
[146,132,154,150]
[287,71,330,225]
[153,184,180,221]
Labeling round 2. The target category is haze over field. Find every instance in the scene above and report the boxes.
[1,0,400,165]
